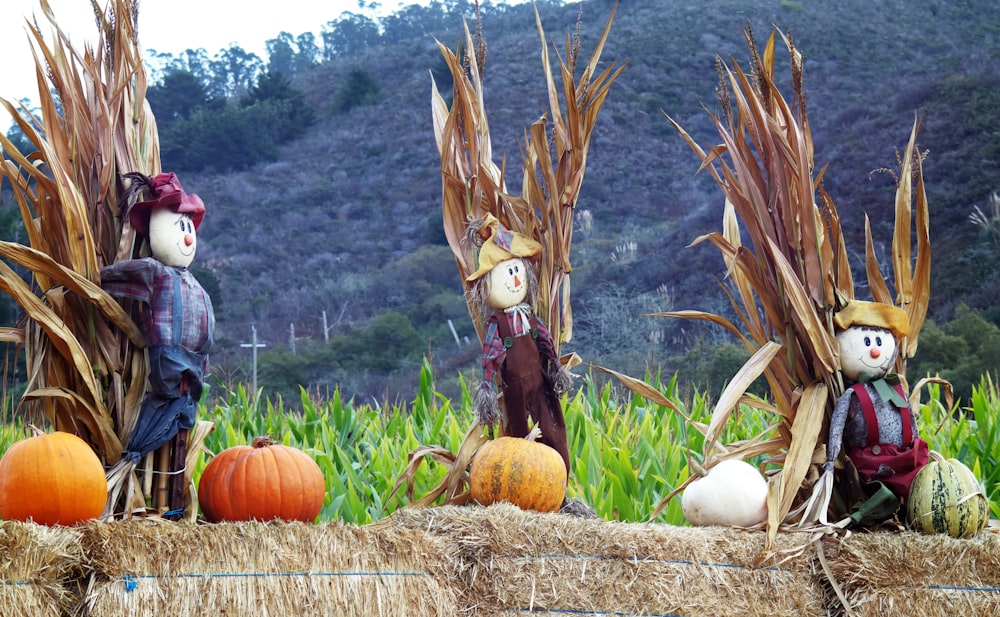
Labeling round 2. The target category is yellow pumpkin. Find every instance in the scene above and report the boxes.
[470,435,567,512]
[906,451,989,538]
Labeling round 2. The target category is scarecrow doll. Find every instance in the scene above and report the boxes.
[101,172,215,514]
[823,300,928,522]
[467,214,573,472]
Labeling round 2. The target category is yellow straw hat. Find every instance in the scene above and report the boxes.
[466,213,542,282]
[833,300,909,339]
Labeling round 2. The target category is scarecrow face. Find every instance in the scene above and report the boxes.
[148,207,197,268]
[837,325,897,383]
[486,258,529,309]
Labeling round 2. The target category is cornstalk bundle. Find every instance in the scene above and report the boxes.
[656,27,934,546]
[433,3,623,352]
[0,0,201,517]
[391,3,629,509]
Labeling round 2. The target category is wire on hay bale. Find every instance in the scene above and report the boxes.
[388,504,827,617]
[0,521,86,616]
[821,531,1000,617]
[78,518,458,617]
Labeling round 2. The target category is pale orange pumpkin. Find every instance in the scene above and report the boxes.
[0,429,107,525]
[470,434,567,512]
[198,437,326,523]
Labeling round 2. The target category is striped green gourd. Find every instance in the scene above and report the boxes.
[906,451,989,538]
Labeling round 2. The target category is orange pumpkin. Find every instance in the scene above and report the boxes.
[198,437,326,523]
[470,435,567,512]
[0,430,107,525]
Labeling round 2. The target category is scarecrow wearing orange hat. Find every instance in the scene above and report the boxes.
[101,172,215,513]
[823,300,928,521]
[466,214,573,472]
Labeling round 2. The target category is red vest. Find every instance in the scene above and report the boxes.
[845,383,928,498]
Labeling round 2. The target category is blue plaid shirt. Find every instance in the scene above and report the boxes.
[100,258,214,364]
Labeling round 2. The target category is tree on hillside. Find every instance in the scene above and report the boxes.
[322,13,381,59]
[146,70,221,130]
[210,44,265,99]
[295,32,321,72]
[244,71,315,138]
[266,32,298,76]
[334,68,380,113]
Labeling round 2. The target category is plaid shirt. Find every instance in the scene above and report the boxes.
[100,258,214,357]
[481,309,557,382]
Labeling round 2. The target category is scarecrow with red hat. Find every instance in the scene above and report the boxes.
[466,214,573,472]
[100,172,215,513]
[823,300,928,522]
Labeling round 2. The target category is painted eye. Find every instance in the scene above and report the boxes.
[507,267,514,276]
[514,265,520,273]
[863,336,871,347]
[875,336,883,346]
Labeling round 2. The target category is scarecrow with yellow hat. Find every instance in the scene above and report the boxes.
[823,300,928,522]
[100,172,215,515]
[466,214,573,472]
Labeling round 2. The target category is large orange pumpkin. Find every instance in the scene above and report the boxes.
[198,437,326,523]
[470,435,567,512]
[0,430,107,525]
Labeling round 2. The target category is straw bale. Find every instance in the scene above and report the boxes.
[79,518,458,617]
[388,503,826,616]
[822,529,1000,617]
[0,521,86,617]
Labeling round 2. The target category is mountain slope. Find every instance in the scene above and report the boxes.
[179,0,1000,400]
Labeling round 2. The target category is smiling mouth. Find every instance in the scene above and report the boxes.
[858,356,884,368]
[177,242,195,256]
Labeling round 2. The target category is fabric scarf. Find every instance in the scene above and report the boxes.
[503,302,533,336]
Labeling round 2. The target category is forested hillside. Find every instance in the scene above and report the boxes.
[4,0,1000,405]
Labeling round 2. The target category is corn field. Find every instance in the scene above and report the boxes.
[2,359,994,526]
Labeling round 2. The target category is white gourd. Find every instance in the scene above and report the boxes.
[681,459,769,527]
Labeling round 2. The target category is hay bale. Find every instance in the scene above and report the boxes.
[824,530,1000,617]
[389,503,826,616]
[0,521,86,617]
[80,518,458,616]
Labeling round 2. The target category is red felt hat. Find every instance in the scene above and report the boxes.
[128,173,205,236]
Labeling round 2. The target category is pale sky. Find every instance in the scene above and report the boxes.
[1,0,529,130]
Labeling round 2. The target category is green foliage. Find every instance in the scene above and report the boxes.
[243,70,315,138]
[917,377,1000,519]
[159,99,294,172]
[145,70,220,132]
[150,67,313,172]
[191,366,996,526]
[908,307,1000,404]
[665,338,767,399]
[2,363,996,526]
[329,311,425,373]
[334,68,380,113]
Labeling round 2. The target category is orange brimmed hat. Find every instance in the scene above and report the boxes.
[833,300,909,339]
[466,213,542,282]
[129,172,205,237]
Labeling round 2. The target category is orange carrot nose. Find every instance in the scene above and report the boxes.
[184,234,194,247]
[514,275,521,286]
[870,348,881,359]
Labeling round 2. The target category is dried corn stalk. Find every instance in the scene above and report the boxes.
[655,27,933,546]
[0,0,207,517]
[396,3,656,508]
[433,3,623,352]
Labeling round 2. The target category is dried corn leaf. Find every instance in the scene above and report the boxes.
[704,341,782,458]
[0,0,163,516]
